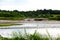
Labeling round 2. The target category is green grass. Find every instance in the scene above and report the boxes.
[0,17,25,20]
[0,24,21,26]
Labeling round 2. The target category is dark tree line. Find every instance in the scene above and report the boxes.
[0,9,60,20]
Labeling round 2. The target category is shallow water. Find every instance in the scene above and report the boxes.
[0,21,60,38]
[0,28,60,38]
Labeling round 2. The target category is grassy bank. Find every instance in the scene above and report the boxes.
[0,14,60,20]
[0,17,25,20]
[0,24,21,26]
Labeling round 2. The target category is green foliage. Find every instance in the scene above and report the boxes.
[48,15,60,20]
[0,9,60,20]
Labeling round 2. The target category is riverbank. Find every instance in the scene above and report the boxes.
[0,20,60,24]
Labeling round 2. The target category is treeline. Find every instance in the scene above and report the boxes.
[0,9,60,20]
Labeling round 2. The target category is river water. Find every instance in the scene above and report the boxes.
[0,21,60,38]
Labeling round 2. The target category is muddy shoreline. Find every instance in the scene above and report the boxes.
[0,20,60,23]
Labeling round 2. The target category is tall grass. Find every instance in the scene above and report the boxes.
[0,30,60,40]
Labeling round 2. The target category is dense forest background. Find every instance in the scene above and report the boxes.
[0,9,60,20]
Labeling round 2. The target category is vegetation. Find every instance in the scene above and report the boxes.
[0,24,21,26]
[0,30,50,40]
[0,30,59,40]
[0,9,60,20]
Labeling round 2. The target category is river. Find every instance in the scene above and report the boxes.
[0,21,60,38]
